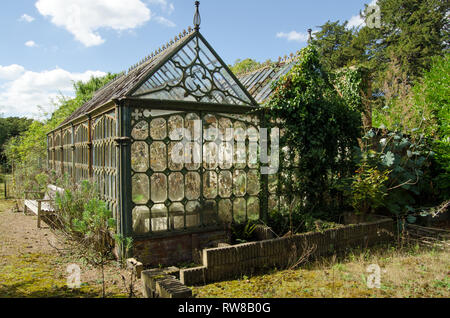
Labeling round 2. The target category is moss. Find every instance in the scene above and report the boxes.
[192,247,450,298]
[0,250,128,298]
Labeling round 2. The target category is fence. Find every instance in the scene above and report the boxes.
[0,174,10,199]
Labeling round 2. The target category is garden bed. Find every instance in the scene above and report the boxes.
[180,217,395,286]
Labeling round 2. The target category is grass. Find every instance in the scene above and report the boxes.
[192,244,450,298]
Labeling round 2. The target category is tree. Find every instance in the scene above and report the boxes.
[0,117,34,169]
[4,73,118,195]
[377,0,449,80]
[229,58,268,75]
[413,54,450,199]
[311,21,362,72]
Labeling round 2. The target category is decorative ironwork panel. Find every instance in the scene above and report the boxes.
[130,108,261,237]
[132,34,254,106]
[47,135,54,170]
[62,128,73,177]
[74,122,90,183]
[92,111,118,217]
[54,132,62,173]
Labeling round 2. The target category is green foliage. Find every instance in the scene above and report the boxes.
[54,180,118,264]
[267,46,362,216]
[229,58,271,75]
[231,222,257,244]
[71,198,115,253]
[0,117,34,169]
[349,129,435,218]
[347,160,390,216]
[55,180,100,236]
[4,73,117,197]
[267,207,342,236]
[413,54,450,198]
[333,67,370,113]
[311,21,363,72]
[377,0,449,80]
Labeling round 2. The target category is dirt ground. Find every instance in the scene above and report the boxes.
[0,199,142,298]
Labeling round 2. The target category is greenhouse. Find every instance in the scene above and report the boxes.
[46,4,296,264]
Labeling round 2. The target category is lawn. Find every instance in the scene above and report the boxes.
[192,244,450,298]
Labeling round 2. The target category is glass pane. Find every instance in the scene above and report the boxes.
[218,117,233,141]
[151,173,167,203]
[218,199,232,224]
[203,114,218,141]
[186,200,201,228]
[203,200,217,226]
[203,142,218,170]
[170,202,184,230]
[233,198,246,223]
[168,172,184,202]
[150,118,167,140]
[203,171,218,199]
[168,142,184,171]
[233,170,246,197]
[131,142,149,172]
[219,141,233,170]
[151,204,168,232]
[219,171,232,198]
[185,113,201,141]
[168,115,184,140]
[185,142,201,170]
[185,172,201,200]
[247,170,260,196]
[132,174,149,204]
[247,197,260,221]
[150,142,167,171]
[132,206,150,235]
[132,121,148,140]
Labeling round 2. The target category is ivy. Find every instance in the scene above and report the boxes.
[267,46,362,217]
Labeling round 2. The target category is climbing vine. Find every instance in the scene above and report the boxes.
[266,46,362,218]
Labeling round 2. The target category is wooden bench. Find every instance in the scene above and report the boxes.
[24,184,64,228]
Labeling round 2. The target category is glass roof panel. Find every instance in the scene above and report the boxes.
[132,34,254,106]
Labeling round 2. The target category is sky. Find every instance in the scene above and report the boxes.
[0,0,371,119]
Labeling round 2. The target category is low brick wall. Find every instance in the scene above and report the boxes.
[180,218,395,286]
[133,229,229,267]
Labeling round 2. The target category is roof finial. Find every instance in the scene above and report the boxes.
[307,29,312,43]
[194,1,201,31]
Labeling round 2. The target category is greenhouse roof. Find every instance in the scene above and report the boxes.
[236,58,296,104]
[58,27,257,129]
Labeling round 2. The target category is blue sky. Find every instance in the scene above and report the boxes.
[0,0,371,118]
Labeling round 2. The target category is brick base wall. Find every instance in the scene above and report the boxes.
[133,229,230,267]
[180,218,395,286]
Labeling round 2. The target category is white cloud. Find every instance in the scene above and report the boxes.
[347,0,379,29]
[0,66,106,117]
[148,0,175,14]
[347,14,365,29]
[0,65,26,81]
[25,40,38,48]
[276,31,310,43]
[35,0,151,47]
[19,14,35,23]
[153,15,176,28]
